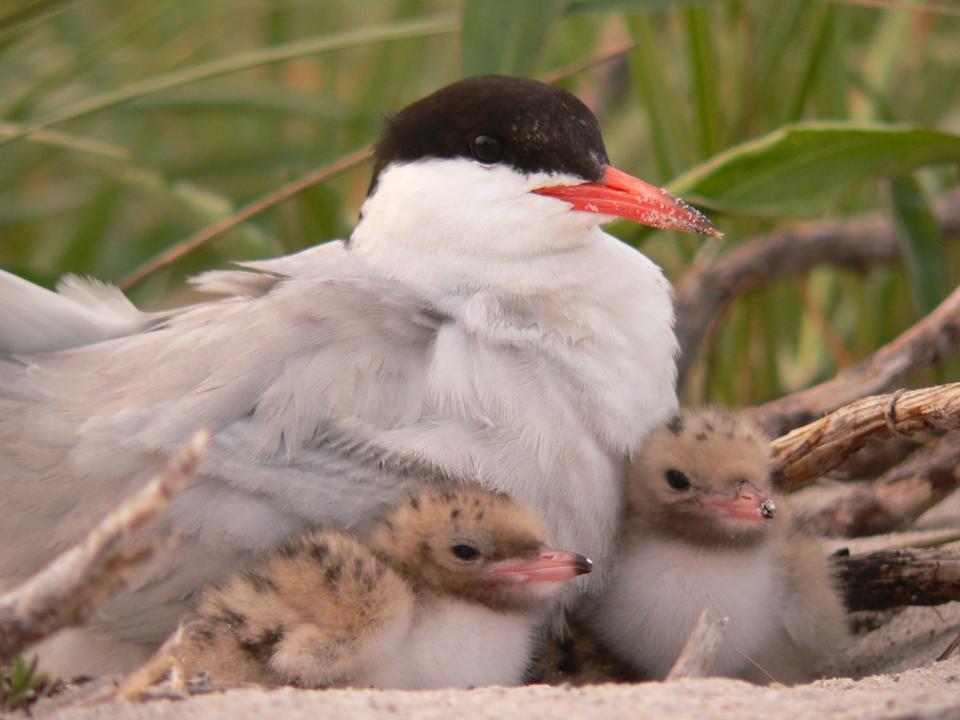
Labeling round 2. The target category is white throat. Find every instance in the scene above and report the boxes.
[592,535,780,679]
[349,159,607,296]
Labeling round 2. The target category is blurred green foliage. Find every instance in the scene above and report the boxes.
[1,0,958,406]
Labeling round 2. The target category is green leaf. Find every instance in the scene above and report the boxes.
[462,0,565,76]
[0,13,458,148]
[668,122,960,218]
[887,175,949,315]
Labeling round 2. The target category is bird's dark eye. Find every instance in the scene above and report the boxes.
[470,134,503,163]
[451,544,480,561]
[665,469,691,491]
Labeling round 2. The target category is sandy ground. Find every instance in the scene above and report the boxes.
[30,657,960,720]
[24,488,960,719]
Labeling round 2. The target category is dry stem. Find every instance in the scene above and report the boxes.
[767,383,960,491]
[0,430,209,664]
[666,609,729,680]
[808,431,960,537]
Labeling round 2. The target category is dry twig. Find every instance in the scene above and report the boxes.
[0,430,209,664]
[665,609,729,680]
[808,431,960,537]
[119,151,373,290]
[767,384,960,491]
[836,546,960,612]
[675,187,960,386]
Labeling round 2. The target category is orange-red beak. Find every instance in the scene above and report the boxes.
[533,165,722,239]
[485,548,593,584]
[703,482,776,523]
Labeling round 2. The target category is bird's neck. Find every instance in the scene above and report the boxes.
[349,159,605,300]
[623,514,773,552]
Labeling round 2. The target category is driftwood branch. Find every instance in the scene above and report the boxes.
[808,431,960,537]
[768,383,960,491]
[675,187,960,385]
[666,609,729,680]
[747,286,960,438]
[836,547,960,612]
[0,430,209,664]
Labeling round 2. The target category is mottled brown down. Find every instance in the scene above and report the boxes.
[137,484,563,691]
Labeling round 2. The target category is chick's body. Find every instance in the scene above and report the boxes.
[169,485,590,690]
[588,409,847,684]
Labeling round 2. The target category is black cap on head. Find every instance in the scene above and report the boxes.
[369,75,609,193]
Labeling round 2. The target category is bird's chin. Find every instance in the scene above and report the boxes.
[651,507,770,549]
[490,580,568,612]
[714,517,770,546]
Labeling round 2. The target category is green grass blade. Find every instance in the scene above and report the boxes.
[462,0,565,76]
[2,0,180,119]
[86,158,272,256]
[814,2,850,120]
[682,5,722,158]
[0,13,458,148]
[887,174,949,315]
[567,0,724,11]
[787,3,834,121]
[0,0,85,36]
[668,122,960,218]
[0,121,128,159]
[625,13,691,179]
[852,6,911,120]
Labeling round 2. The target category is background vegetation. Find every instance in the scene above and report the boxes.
[1,0,958,407]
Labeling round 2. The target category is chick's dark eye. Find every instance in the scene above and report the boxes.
[665,469,691,491]
[451,544,480,561]
[471,134,503,163]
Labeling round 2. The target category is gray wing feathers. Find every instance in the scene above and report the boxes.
[0,243,440,593]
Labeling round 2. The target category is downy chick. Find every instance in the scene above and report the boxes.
[157,485,592,691]
[587,409,847,684]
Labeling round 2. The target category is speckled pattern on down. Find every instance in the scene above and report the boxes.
[27,489,960,720]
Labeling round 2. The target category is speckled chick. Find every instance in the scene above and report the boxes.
[163,484,592,691]
[586,409,848,685]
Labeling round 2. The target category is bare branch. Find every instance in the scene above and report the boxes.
[807,431,960,537]
[836,547,960,612]
[540,41,637,84]
[675,188,960,386]
[767,384,960,491]
[666,609,729,680]
[119,150,373,291]
[0,430,210,664]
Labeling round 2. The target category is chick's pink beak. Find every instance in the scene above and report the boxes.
[705,483,776,523]
[533,165,723,239]
[485,548,593,584]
